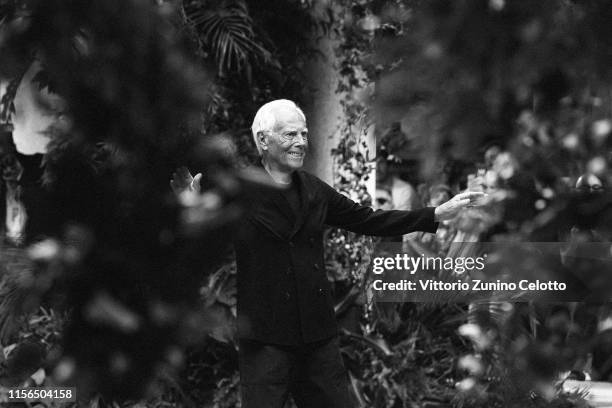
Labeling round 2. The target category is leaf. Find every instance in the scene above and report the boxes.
[183,0,277,78]
[341,328,394,357]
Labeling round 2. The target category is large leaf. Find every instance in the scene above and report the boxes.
[183,0,277,78]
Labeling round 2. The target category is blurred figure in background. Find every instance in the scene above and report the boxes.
[375,154,421,212]
[374,185,394,211]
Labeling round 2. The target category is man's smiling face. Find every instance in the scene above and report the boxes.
[263,107,308,172]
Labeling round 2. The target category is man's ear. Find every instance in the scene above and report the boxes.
[257,131,268,151]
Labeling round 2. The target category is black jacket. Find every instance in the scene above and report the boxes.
[234,170,438,345]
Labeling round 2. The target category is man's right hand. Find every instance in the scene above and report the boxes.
[434,192,486,222]
[170,166,202,196]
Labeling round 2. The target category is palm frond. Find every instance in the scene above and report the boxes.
[183,0,277,77]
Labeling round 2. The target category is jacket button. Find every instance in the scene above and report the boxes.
[313,263,320,271]
[317,288,324,296]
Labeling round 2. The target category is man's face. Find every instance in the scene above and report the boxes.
[262,108,308,172]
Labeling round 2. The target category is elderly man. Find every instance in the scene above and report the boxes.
[172,99,482,408]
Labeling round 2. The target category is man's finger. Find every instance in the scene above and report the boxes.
[455,192,486,201]
[456,198,471,207]
[459,191,486,198]
[192,173,203,192]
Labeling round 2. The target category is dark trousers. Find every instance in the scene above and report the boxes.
[239,336,356,408]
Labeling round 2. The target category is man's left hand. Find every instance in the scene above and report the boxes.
[434,192,486,222]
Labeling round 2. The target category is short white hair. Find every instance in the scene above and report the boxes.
[251,99,306,155]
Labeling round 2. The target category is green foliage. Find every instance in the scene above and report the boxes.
[342,303,468,406]
[324,1,611,407]
[374,0,612,188]
[0,0,252,402]
[182,0,278,81]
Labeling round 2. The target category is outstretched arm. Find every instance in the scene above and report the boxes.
[323,180,484,236]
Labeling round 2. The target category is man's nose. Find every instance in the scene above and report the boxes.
[294,134,307,145]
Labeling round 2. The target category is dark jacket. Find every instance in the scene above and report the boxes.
[234,170,438,345]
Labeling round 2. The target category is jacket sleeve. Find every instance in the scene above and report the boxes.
[321,180,438,236]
